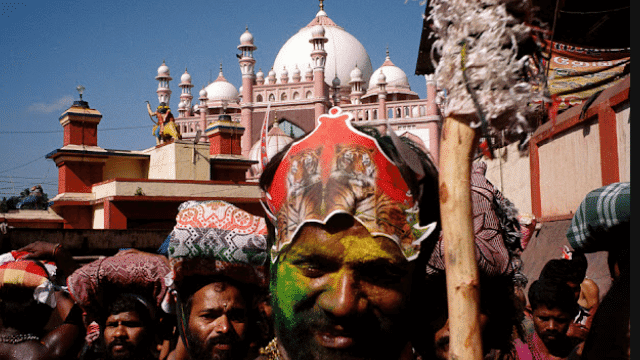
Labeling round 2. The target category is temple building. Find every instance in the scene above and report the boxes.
[169,2,442,181]
[39,1,442,230]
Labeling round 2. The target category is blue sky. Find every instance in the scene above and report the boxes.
[0,0,429,198]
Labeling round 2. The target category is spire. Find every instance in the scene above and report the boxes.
[319,0,324,11]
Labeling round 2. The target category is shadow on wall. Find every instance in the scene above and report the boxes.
[520,220,611,301]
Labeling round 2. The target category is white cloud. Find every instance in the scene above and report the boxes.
[27,95,75,114]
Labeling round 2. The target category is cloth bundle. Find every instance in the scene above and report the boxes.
[0,254,58,307]
[427,161,523,277]
[566,182,630,253]
[166,200,268,288]
[66,251,170,316]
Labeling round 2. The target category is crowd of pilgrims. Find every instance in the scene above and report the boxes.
[0,208,627,360]
[0,122,629,360]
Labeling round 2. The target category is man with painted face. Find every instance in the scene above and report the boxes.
[257,107,440,360]
[165,200,270,360]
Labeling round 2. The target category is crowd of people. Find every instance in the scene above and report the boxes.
[0,109,629,360]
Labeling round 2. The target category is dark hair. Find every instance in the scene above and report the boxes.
[569,251,588,280]
[0,287,53,333]
[539,258,584,284]
[527,279,579,317]
[105,293,155,327]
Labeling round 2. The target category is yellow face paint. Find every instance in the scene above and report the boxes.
[340,234,397,263]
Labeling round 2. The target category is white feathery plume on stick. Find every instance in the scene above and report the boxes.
[427,0,545,359]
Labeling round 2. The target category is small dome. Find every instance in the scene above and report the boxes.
[180,69,192,83]
[305,64,313,75]
[178,101,186,110]
[293,65,301,76]
[256,68,264,79]
[368,51,410,90]
[199,87,208,98]
[248,126,294,178]
[311,24,325,38]
[268,68,277,78]
[204,67,239,102]
[377,70,386,84]
[350,65,363,82]
[157,61,170,76]
[239,27,254,45]
[332,75,340,87]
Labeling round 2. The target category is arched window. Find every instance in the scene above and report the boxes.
[256,94,263,102]
[306,91,313,99]
[281,93,287,101]
[268,93,275,102]
[277,119,305,138]
[373,110,378,120]
[293,91,300,100]
[388,109,394,119]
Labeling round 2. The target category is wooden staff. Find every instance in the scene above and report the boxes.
[439,114,482,360]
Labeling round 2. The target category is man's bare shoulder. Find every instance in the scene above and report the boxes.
[0,341,51,360]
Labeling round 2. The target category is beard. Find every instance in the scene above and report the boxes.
[106,340,149,360]
[275,302,409,360]
[185,328,248,360]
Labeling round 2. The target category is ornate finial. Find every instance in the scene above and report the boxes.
[319,0,324,11]
[246,25,249,31]
[220,62,223,72]
[386,45,390,57]
[76,85,85,100]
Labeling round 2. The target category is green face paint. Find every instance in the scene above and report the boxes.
[271,258,310,333]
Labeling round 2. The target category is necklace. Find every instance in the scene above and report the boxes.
[259,337,282,360]
[0,333,40,344]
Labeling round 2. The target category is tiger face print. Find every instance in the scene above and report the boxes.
[287,146,322,197]
[279,146,323,240]
[330,144,377,200]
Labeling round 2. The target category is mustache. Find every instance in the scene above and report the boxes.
[107,340,135,353]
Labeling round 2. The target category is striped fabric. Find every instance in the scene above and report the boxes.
[427,161,522,277]
[0,259,49,289]
[566,182,630,253]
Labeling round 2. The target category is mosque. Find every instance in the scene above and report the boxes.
[39,1,442,230]
[167,1,441,180]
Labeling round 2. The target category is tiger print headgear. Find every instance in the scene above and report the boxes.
[263,107,437,262]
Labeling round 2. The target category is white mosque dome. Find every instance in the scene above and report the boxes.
[248,125,294,178]
[272,9,373,89]
[349,65,363,82]
[180,70,192,83]
[204,67,239,102]
[239,27,255,46]
[368,52,411,90]
[157,61,170,76]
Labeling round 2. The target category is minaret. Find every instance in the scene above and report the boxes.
[309,24,328,123]
[377,70,387,120]
[238,26,257,156]
[179,68,194,117]
[156,60,172,105]
[332,75,341,107]
[349,64,364,105]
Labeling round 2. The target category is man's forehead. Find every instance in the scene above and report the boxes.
[107,311,142,321]
[286,225,405,264]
